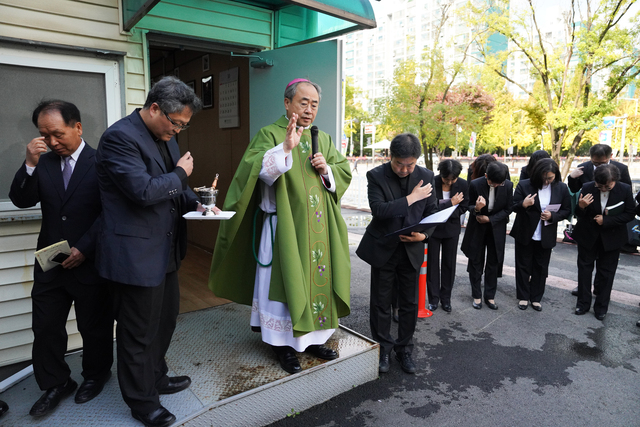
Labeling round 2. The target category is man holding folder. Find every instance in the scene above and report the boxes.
[356,133,437,374]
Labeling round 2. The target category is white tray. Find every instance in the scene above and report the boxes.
[183,211,236,220]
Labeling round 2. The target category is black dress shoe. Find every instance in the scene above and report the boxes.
[75,372,111,404]
[531,303,542,312]
[132,406,176,427]
[0,399,8,417]
[636,319,640,327]
[575,307,588,315]
[157,376,191,395]
[273,347,301,374]
[472,301,482,309]
[30,378,78,417]
[428,304,438,311]
[379,354,390,373]
[594,313,606,321]
[306,344,338,360]
[395,352,416,374]
[442,303,452,313]
[518,301,528,310]
[484,299,498,310]
[571,286,579,297]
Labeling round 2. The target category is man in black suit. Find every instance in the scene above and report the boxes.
[573,164,635,320]
[567,144,632,193]
[96,77,208,427]
[461,162,513,310]
[356,133,437,374]
[9,100,113,417]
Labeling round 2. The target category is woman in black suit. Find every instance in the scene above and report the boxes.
[427,160,469,312]
[511,159,571,311]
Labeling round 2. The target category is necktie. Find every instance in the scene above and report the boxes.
[62,156,73,190]
[488,186,495,212]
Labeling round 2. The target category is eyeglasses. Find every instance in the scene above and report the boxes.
[595,182,614,191]
[162,110,190,131]
[488,181,505,188]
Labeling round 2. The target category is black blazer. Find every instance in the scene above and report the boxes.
[572,181,635,251]
[9,144,103,284]
[356,162,437,270]
[431,175,469,239]
[510,179,571,249]
[460,176,513,275]
[96,110,199,287]
[567,159,631,193]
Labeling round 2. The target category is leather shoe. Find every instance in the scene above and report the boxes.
[132,406,176,427]
[273,348,301,374]
[428,304,438,311]
[75,372,111,404]
[575,307,588,315]
[379,354,390,373]
[518,301,528,310]
[30,378,77,417]
[636,319,640,327]
[472,301,482,310]
[442,303,452,312]
[395,352,416,374]
[0,399,8,417]
[306,344,338,360]
[531,303,542,312]
[484,299,498,310]
[594,313,606,321]
[571,286,579,297]
[157,376,191,395]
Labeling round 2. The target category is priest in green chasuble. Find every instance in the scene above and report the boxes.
[209,79,352,374]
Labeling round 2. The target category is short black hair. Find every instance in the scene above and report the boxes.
[590,143,612,159]
[390,133,421,159]
[438,159,463,179]
[486,161,508,183]
[529,158,561,189]
[32,100,81,127]
[526,150,550,174]
[594,163,620,184]
[143,76,203,114]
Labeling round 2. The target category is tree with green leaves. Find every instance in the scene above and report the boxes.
[468,0,640,176]
[343,76,371,156]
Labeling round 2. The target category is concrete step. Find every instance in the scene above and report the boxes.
[0,303,378,426]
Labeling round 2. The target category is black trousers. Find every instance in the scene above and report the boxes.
[31,269,113,390]
[112,271,179,414]
[370,244,420,356]
[576,238,619,315]
[467,227,498,300]
[514,240,551,302]
[427,234,460,306]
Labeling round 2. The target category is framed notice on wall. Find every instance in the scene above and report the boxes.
[219,67,239,128]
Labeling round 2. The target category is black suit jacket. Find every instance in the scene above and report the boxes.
[572,181,635,251]
[567,159,631,193]
[356,163,437,270]
[510,179,571,249]
[431,175,469,239]
[9,144,102,284]
[96,110,199,287]
[460,176,513,275]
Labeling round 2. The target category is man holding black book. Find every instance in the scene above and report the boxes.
[356,133,437,374]
[573,164,635,320]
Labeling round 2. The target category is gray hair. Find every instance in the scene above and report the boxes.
[143,76,203,114]
[284,80,322,101]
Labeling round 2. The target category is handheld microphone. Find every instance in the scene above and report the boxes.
[310,126,319,157]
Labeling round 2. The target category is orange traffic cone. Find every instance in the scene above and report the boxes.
[418,245,433,318]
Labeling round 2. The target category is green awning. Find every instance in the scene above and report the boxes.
[122,0,376,39]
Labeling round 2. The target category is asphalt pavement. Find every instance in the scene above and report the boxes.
[270,208,640,427]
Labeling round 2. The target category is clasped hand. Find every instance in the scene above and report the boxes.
[399,231,426,242]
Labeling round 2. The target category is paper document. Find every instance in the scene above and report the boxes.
[543,204,561,226]
[385,205,457,238]
[34,240,71,272]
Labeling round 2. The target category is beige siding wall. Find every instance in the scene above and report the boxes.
[0,0,146,113]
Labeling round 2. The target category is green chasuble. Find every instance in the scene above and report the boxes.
[209,116,352,337]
